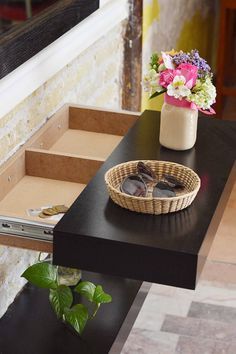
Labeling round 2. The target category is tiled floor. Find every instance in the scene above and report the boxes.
[121,181,236,354]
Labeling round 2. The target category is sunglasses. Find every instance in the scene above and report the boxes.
[120,162,184,198]
[121,174,147,197]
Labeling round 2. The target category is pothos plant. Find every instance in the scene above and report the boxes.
[21,259,112,335]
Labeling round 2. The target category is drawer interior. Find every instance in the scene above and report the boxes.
[0,176,85,224]
[0,104,138,251]
[49,129,122,160]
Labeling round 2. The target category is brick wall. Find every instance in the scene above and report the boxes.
[0,21,126,318]
[0,23,125,165]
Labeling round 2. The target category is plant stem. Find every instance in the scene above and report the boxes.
[91,303,100,319]
[37,252,42,262]
[55,265,59,286]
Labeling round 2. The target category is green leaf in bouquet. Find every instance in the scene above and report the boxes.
[49,285,73,318]
[150,52,159,69]
[21,262,57,289]
[64,304,89,335]
[149,89,166,100]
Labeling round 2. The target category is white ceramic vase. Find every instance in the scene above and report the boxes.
[159,102,198,151]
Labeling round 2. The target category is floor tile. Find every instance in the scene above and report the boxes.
[121,328,177,354]
[161,314,199,337]
[175,336,216,354]
[122,178,236,353]
[227,342,236,354]
[162,314,236,343]
[200,261,236,288]
[188,301,236,324]
[208,182,236,264]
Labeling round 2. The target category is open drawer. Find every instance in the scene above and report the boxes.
[0,104,138,252]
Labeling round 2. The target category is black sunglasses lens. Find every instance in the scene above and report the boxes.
[139,172,154,182]
[153,181,176,198]
[163,174,184,188]
[121,175,147,197]
[137,162,156,182]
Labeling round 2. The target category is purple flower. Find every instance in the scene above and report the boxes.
[172,52,190,66]
[173,50,211,79]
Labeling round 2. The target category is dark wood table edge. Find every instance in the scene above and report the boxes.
[109,281,151,354]
[0,276,150,354]
[53,112,236,289]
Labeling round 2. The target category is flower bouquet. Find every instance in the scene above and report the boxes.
[143,49,216,150]
[143,49,216,114]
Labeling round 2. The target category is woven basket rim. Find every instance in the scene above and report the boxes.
[104,160,201,202]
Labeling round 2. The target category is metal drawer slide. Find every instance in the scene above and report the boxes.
[0,216,54,242]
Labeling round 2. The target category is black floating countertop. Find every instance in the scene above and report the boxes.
[0,271,143,354]
[53,110,236,290]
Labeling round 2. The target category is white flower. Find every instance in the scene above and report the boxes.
[143,69,163,95]
[167,75,191,99]
[187,78,216,109]
[161,52,175,70]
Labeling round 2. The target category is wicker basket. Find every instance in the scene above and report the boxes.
[104,160,201,215]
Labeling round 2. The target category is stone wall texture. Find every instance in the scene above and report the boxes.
[0,21,126,318]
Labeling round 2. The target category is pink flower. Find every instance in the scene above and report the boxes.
[176,63,198,89]
[159,69,175,88]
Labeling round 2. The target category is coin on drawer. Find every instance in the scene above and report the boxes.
[53,205,69,213]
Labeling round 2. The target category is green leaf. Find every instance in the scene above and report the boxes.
[49,285,73,318]
[21,262,57,289]
[74,281,96,302]
[93,285,112,304]
[64,304,89,335]
[150,52,159,68]
[75,282,112,305]
[149,90,166,100]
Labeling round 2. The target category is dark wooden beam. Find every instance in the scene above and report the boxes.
[122,0,142,112]
[0,0,99,79]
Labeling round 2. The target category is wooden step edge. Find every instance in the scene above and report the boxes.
[25,148,104,184]
[68,104,139,136]
[0,153,26,202]
[0,232,53,253]
[29,104,69,150]
[0,105,70,202]
[68,103,140,117]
